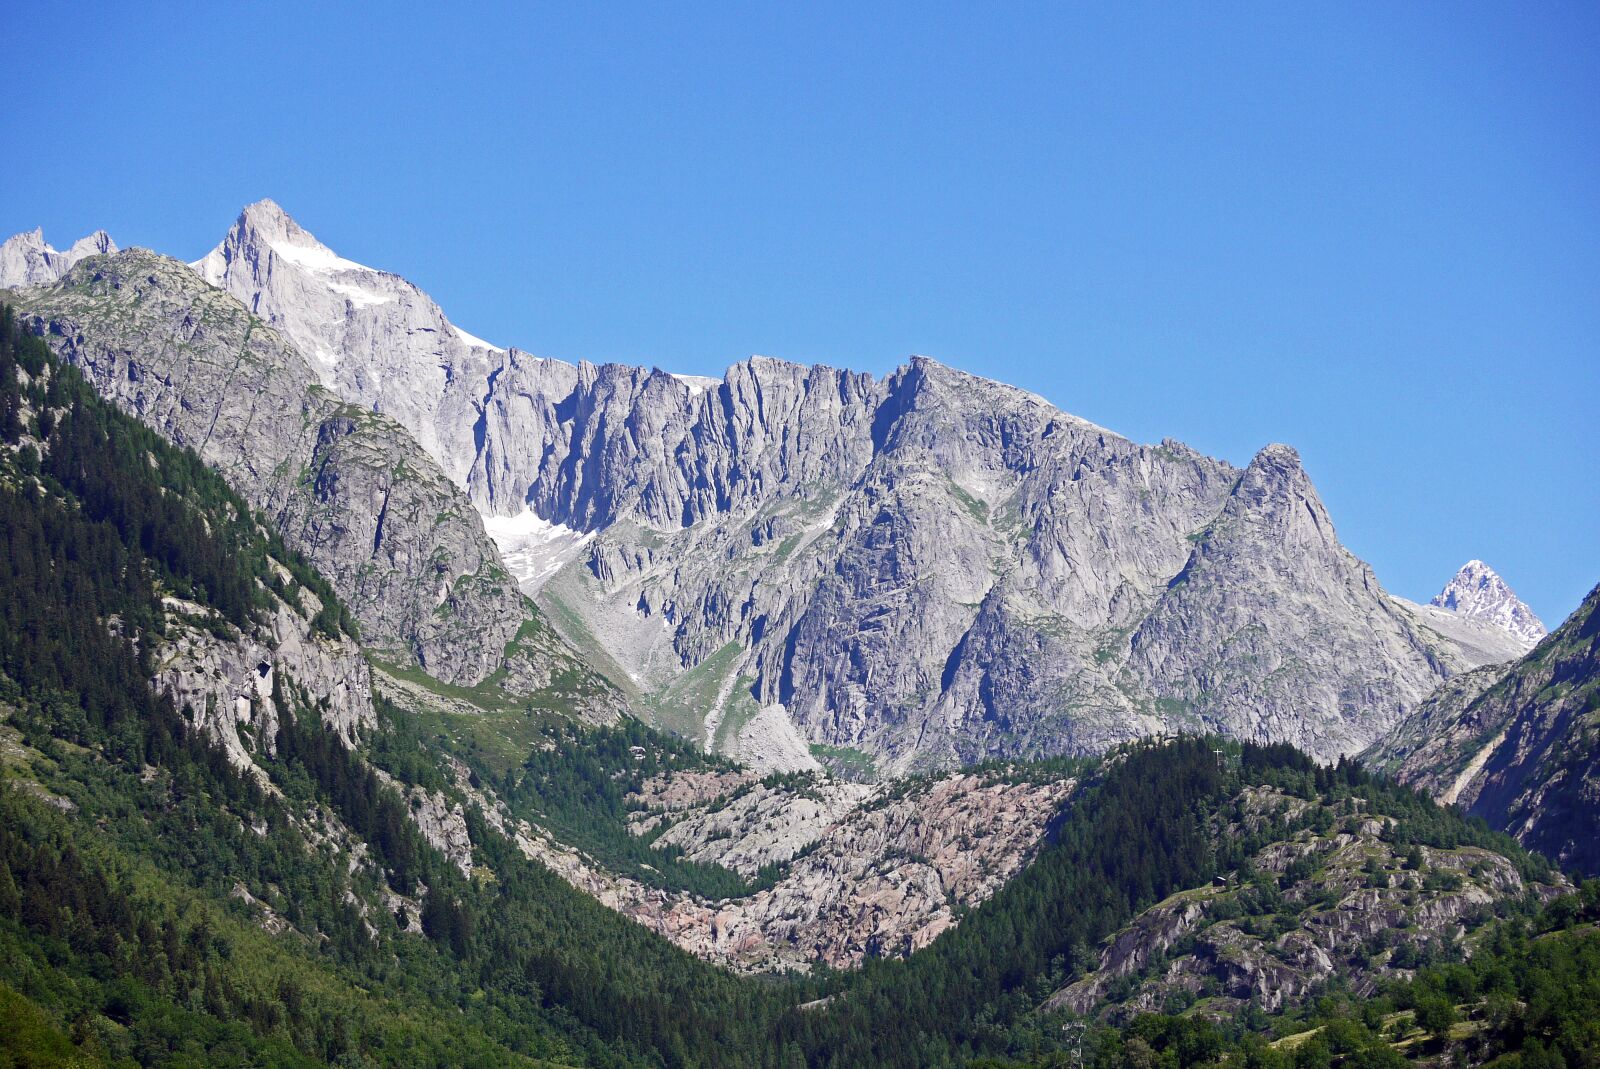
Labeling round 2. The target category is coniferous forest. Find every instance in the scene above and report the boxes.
[3,301,1600,1069]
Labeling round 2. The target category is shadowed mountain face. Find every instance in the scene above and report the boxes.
[1367,580,1600,875]
[6,203,1529,772]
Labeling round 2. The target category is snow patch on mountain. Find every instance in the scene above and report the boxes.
[670,373,721,395]
[481,509,594,594]
[452,324,504,351]
[263,238,375,276]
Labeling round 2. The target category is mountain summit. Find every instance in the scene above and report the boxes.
[191,198,505,478]
[1430,560,1546,645]
[0,226,116,288]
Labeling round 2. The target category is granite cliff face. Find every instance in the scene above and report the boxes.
[1119,444,1468,760]
[1367,581,1600,875]
[13,248,612,709]
[159,201,1527,771]
[0,227,116,288]
[153,588,375,775]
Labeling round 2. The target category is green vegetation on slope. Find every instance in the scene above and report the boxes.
[0,303,355,644]
[0,306,782,1066]
[496,718,760,899]
[1,303,1588,1068]
[776,741,1550,1069]
[996,886,1600,1069]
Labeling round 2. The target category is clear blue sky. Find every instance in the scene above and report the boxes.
[4,2,1596,624]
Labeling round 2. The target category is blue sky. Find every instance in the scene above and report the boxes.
[4,2,1596,624]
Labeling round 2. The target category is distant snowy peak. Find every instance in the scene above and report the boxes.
[0,227,117,288]
[1430,560,1546,646]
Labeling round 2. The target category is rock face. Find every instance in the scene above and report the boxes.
[463,764,1074,972]
[1119,444,1479,760]
[192,200,503,483]
[153,588,375,776]
[13,248,610,702]
[1430,560,1547,646]
[0,228,116,288]
[373,768,476,876]
[154,202,1528,770]
[630,772,874,876]
[1367,580,1600,875]
[1043,786,1559,1021]
[482,368,1516,770]
[5,206,1529,770]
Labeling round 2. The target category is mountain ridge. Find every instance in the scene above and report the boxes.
[0,226,116,288]
[1,205,1532,773]
[9,246,619,717]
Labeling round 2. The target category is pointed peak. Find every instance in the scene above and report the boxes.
[1218,441,1339,549]
[208,200,378,280]
[1431,560,1546,644]
[1440,560,1506,589]
[234,198,319,247]
[239,197,290,224]
[1235,443,1315,499]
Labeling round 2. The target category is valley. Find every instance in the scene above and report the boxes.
[0,210,1595,1069]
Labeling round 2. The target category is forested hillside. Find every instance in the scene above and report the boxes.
[1001,885,1600,1069]
[0,305,776,1067]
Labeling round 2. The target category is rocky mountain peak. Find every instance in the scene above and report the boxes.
[0,225,120,288]
[1224,443,1337,549]
[7,226,46,250]
[201,199,383,286]
[1430,560,1546,644]
[66,229,117,259]
[1121,439,1465,759]
[192,201,512,480]
[238,196,295,229]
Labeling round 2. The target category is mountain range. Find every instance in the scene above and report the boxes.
[0,204,1535,777]
[1,203,1597,1069]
